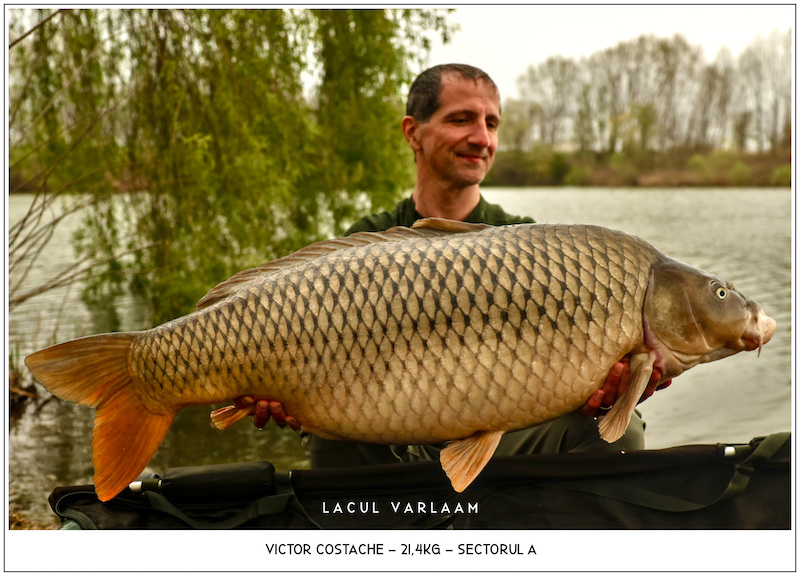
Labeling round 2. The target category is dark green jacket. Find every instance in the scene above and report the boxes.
[345,195,534,236]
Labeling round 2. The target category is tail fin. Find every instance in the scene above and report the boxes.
[25,333,176,502]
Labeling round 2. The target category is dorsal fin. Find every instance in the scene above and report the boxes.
[412,217,492,234]
[196,218,487,310]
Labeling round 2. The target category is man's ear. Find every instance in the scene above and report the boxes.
[402,115,421,151]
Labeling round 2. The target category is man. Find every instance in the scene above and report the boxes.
[239,64,669,465]
[345,64,533,234]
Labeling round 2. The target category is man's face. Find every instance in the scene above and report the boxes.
[405,75,500,190]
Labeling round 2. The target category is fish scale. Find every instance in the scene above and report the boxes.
[127,223,655,443]
[27,218,776,500]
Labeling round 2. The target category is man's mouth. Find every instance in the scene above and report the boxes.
[457,153,485,164]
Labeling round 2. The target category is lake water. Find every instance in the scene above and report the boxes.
[7,187,793,528]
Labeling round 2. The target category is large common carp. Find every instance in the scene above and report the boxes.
[26,218,776,501]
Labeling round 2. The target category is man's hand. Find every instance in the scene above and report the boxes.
[578,356,672,418]
[233,396,301,431]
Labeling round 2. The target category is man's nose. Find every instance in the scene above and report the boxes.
[468,121,491,148]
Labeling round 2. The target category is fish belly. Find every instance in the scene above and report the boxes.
[130,224,658,444]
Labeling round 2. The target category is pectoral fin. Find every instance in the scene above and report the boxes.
[597,351,656,443]
[440,430,504,492]
[210,403,255,430]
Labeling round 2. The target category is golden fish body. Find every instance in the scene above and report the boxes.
[133,222,654,442]
[25,218,776,500]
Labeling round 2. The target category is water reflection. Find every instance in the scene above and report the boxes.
[150,406,308,471]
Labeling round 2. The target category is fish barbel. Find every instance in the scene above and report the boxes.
[26,218,776,501]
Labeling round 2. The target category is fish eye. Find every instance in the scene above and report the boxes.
[714,285,728,300]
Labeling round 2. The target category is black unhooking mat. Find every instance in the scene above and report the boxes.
[49,432,791,529]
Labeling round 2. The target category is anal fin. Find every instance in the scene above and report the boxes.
[440,430,504,492]
[597,351,656,443]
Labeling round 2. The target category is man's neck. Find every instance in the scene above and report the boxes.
[411,185,481,221]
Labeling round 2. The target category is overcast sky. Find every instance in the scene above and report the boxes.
[426,4,794,100]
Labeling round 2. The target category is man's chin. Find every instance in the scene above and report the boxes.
[452,177,486,189]
[456,165,489,185]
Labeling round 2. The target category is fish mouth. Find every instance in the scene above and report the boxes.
[740,310,777,357]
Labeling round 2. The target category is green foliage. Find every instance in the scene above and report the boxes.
[9,8,453,325]
[706,150,739,173]
[731,161,751,186]
[609,152,639,185]
[771,165,792,186]
[485,147,571,186]
[631,104,658,151]
[549,153,570,184]
[679,149,753,185]
[687,154,707,173]
[486,147,785,188]
[563,163,592,186]
[306,10,419,232]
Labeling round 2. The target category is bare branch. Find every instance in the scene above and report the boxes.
[9,101,120,249]
[8,57,37,128]
[8,240,164,308]
[8,9,67,49]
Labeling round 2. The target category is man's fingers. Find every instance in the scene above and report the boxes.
[253,399,271,429]
[579,360,628,418]
[233,396,255,409]
[601,360,627,407]
[268,400,288,428]
[605,361,624,387]
[579,389,605,417]
[270,403,300,430]
[613,359,631,399]
[230,397,301,431]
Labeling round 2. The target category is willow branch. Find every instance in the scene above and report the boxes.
[8,9,67,49]
[11,37,108,150]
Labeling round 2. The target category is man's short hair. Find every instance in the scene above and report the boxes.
[406,64,500,122]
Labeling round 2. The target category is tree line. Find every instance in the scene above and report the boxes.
[502,31,791,156]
